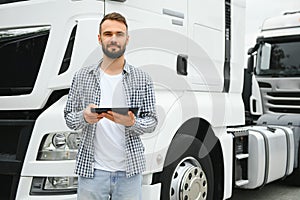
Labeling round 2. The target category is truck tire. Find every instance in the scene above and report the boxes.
[288,169,300,186]
[284,144,300,186]
[154,134,214,200]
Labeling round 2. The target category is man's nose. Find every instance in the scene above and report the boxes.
[110,34,118,42]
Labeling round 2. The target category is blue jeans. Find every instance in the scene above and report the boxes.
[77,169,142,200]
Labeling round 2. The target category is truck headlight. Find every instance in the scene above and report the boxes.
[30,176,77,195]
[45,177,78,190]
[37,131,82,160]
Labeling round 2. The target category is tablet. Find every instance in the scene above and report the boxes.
[91,107,139,116]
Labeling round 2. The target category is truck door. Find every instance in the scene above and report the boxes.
[186,0,225,92]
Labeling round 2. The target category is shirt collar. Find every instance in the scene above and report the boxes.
[123,61,131,74]
[88,59,131,75]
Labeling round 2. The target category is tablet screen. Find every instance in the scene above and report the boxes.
[91,107,139,116]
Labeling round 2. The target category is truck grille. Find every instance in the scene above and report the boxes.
[261,91,300,114]
[0,90,69,199]
[0,119,35,200]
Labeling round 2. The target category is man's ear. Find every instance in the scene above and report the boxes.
[126,35,129,45]
[98,34,102,45]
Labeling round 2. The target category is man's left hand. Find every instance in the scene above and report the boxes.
[102,111,135,127]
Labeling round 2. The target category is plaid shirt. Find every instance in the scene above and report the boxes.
[64,61,157,178]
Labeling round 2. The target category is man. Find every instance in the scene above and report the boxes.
[64,12,157,200]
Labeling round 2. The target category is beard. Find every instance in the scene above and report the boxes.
[102,42,126,59]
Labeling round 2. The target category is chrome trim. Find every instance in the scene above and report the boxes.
[172,19,183,26]
[0,26,51,40]
[163,8,184,19]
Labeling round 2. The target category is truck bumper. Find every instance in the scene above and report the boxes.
[142,183,161,200]
[16,177,161,200]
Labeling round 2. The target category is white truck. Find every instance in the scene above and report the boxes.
[244,10,300,186]
[245,10,300,119]
[0,0,299,200]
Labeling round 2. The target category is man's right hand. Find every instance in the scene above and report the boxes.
[83,104,103,124]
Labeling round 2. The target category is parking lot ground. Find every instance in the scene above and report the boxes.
[231,180,300,200]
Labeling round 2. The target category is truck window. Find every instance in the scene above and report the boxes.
[256,40,300,76]
[0,0,28,5]
[0,26,50,96]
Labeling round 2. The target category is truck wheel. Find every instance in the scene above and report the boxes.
[290,169,300,186]
[284,144,300,186]
[154,134,214,200]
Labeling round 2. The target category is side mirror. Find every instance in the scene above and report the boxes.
[247,55,254,73]
[247,47,254,55]
[246,44,259,73]
[259,43,271,70]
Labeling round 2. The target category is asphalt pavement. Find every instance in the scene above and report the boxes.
[231,180,300,200]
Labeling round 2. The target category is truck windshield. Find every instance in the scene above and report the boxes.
[0,26,50,96]
[256,40,300,77]
[0,0,28,5]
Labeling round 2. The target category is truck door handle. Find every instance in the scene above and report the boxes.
[177,54,188,76]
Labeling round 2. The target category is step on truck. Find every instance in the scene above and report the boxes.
[0,0,299,200]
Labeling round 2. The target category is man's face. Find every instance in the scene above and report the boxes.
[98,20,128,59]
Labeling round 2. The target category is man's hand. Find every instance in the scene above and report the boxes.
[102,111,135,127]
[83,104,103,124]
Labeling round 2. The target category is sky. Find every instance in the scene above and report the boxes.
[245,0,300,50]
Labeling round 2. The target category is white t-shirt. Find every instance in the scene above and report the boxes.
[94,69,127,171]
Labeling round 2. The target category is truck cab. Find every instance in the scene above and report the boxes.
[243,10,300,190]
[246,11,300,118]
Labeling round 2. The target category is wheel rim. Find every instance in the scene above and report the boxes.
[170,157,208,200]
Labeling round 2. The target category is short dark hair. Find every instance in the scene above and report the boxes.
[99,12,128,34]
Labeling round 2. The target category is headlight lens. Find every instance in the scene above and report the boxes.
[37,131,82,160]
[30,176,77,195]
[45,177,78,190]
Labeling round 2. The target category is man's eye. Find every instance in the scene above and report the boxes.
[117,33,125,37]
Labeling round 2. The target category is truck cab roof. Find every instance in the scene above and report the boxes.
[262,11,300,31]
